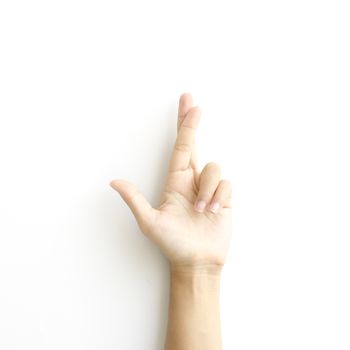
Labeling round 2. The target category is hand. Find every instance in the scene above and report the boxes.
[110,93,232,269]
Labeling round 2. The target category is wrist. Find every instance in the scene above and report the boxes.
[170,262,223,277]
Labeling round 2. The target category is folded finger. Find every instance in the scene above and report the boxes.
[194,162,221,212]
[208,179,232,213]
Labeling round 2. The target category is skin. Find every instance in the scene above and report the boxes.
[110,93,232,350]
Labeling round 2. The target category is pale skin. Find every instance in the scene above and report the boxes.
[110,93,232,350]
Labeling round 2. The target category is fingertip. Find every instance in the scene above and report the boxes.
[110,180,117,191]
[180,92,193,102]
[110,179,122,190]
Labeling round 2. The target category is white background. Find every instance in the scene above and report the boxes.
[0,1,349,349]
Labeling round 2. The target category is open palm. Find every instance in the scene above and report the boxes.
[111,93,232,268]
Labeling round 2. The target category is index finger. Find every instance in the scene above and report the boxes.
[168,106,202,172]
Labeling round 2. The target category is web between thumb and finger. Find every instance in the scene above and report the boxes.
[110,179,157,236]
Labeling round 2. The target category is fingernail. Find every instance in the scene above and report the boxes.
[209,202,220,213]
[195,200,206,212]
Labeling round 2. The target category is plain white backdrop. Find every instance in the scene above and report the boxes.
[0,0,349,349]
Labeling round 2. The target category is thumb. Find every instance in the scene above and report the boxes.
[110,179,157,234]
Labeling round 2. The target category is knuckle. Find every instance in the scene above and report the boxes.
[204,162,221,173]
[222,182,233,197]
[220,179,232,189]
[199,188,213,198]
[174,143,191,153]
[181,124,196,131]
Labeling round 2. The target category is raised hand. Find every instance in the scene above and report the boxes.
[110,93,232,269]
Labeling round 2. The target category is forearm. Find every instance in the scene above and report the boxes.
[164,264,223,350]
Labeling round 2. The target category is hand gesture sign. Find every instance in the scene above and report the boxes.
[111,93,232,270]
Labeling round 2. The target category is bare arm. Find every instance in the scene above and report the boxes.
[165,264,222,350]
[110,93,232,350]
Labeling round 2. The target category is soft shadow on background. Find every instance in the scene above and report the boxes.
[85,104,176,349]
